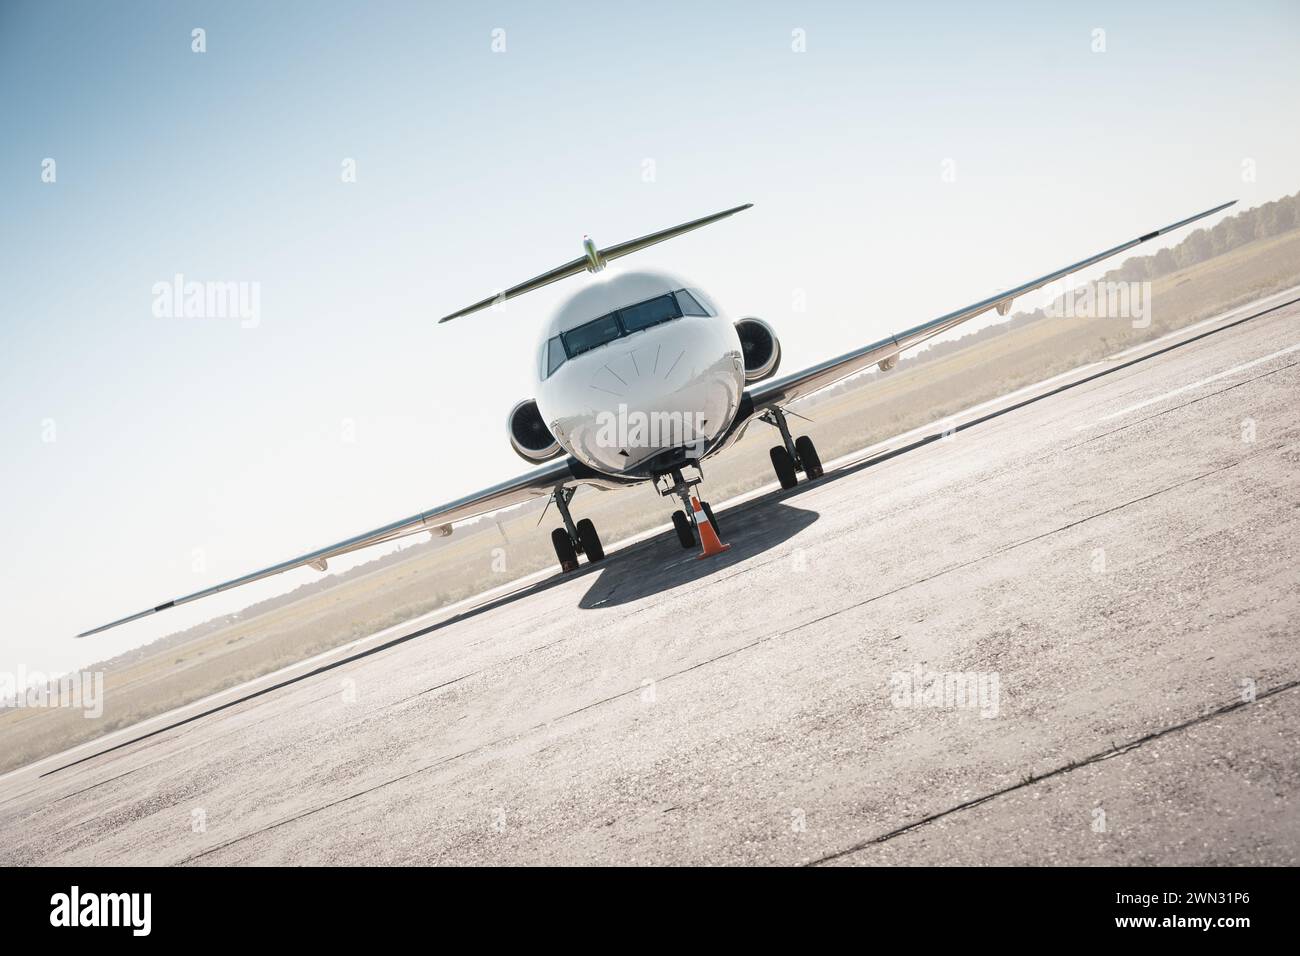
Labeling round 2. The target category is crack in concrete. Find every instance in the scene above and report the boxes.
[779,453,1262,639]
[168,455,1263,865]
[1061,361,1298,451]
[805,678,1300,866]
[176,437,1292,863]
[174,636,772,864]
[177,747,476,865]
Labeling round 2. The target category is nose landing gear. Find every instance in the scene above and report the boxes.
[657,467,721,550]
[549,487,604,572]
[761,407,823,489]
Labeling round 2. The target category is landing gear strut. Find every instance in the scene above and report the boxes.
[762,408,823,489]
[549,487,604,572]
[656,467,720,550]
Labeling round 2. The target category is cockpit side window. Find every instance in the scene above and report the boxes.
[619,293,682,333]
[674,289,709,316]
[543,336,567,378]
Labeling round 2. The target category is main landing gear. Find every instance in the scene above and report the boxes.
[657,467,720,550]
[549,487,604,572]
[761,407,823,490]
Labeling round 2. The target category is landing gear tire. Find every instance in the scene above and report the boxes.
[795,435,824,479]
[672,510,696,549]
[576,517,604,562]
[551,527,578,572]
[770,446,798,490]
[702,501,720,535]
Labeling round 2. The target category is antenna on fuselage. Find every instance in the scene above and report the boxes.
[437,203,753,323]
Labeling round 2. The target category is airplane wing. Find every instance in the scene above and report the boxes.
[77,456,614,637]
[438,203,753,323]
[746,200,1236,410]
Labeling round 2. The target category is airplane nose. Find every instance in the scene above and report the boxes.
[541,315,743,477]
[589,338,689,399]
[581,320,742,472]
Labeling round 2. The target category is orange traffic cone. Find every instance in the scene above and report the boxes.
[692,496,731,559]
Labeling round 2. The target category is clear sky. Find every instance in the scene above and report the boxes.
[2,0,1297,678]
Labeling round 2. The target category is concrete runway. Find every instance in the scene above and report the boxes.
[4,291,1298,866]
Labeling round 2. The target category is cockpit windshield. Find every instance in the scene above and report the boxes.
[539,289,712,379]
[618,293,681,333]
[562,313,622,357]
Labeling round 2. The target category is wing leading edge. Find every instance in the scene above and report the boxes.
[746,200,1236,410]
[77,456,601,637]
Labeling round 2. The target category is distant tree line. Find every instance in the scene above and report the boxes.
[815,190,1300,389]
[1109,190,1299,283]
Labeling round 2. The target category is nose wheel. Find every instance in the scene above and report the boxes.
[672,509,695,548]
[549,488,604,572]
[656,467,724,550]
[762,408,823,488]
[670,500,720,549]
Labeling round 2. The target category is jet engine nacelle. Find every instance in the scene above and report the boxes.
[508,399,564,463]
[734,317,781,383]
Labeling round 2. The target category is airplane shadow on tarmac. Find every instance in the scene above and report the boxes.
[578,498,819,609]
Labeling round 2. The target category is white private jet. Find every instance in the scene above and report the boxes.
[79,199,1234,636]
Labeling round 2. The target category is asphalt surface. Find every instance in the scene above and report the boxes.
[3,291,1298,866]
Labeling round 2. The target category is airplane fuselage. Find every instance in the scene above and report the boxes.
[534,270,745,479]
